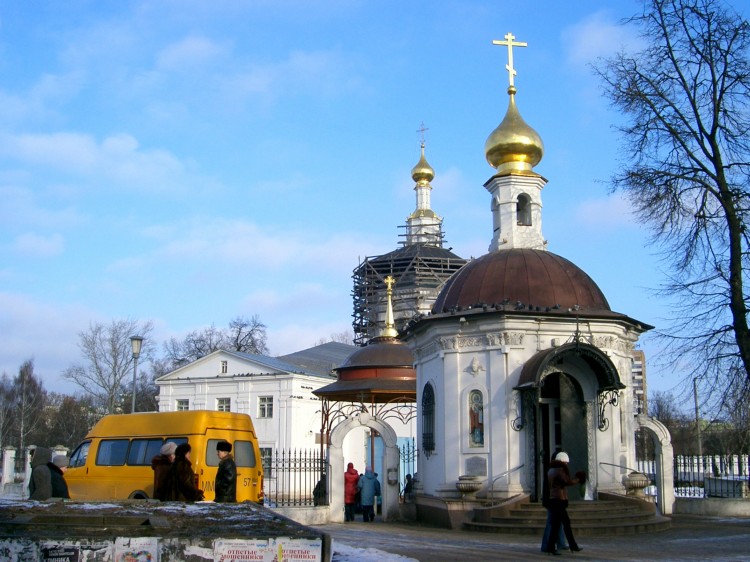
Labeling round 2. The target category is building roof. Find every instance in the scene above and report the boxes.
[432,248,610,314]
[156,348,338,382]
[277,342,358,377]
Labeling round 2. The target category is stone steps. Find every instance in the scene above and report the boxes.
[465,496,671,536]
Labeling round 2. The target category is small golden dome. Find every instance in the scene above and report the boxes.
[485,86,544,173]
[411,143,435,183]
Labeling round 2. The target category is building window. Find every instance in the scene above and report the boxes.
[260,447,272,475]
[517,193,532,225]
[221,360,228,374]
[259,396,273,418]
[469,390,484,447]
[176,399,189,411]
[217,398,231,412]
[421,384,435,458]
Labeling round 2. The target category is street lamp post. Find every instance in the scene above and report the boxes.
[693,377,703,458]
[130,336,144,414]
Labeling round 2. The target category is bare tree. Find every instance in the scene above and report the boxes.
[315,331,355,346]
[13,360,47,453]
[163,316,269,368]
[45,393,100,450]
[63,319,154,413]
[649,390,694,454]
[0,372,14,450]
[593,0,750,414]
[228,315,269,355]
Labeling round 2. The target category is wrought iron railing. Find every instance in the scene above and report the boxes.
[637,455,749,499]
[263,448,325,507]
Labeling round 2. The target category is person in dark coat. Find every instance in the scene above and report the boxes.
[214,440,237,503]
[49,455,70,499]
[402,473,414,503]
[343,462,359,521]
[167,443,204,502]
[28,447,52,500]
[151,441,177,501]
[357,466,381,522]
[541,451,568,552]
[544,452,583,555]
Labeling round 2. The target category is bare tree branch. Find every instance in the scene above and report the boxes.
[593,0,750,415]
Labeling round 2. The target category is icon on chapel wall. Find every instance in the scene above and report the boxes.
[469,390,484,447]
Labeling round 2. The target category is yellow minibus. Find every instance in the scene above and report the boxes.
[65,410,264,503]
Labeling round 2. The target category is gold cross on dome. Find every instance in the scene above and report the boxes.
[492,32,527,87]
[384,275,396,293]
[417,122,429,146]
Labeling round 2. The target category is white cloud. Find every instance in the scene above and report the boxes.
[0,292,98,392]
[562,11,644,69]
[156,36,225,71]
[0,132,191,193]
[223,48,363,107]
[141,218,369,273]
[0,185,84,230]
[573,193,637,229]
[12,232,65,257]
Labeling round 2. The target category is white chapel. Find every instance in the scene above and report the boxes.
[401,34,669,525]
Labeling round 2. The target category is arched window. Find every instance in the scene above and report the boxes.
[469,390,484,447]
[517,193,532,226]
[422,383,435,458]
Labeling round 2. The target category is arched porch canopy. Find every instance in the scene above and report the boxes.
[515,342,625,392]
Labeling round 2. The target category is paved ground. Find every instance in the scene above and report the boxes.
[313,515,750,561]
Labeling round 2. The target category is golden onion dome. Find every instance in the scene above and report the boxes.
[411,143,435,183]
[484,86,544,173]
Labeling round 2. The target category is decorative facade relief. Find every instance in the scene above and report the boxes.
[457,336,483,348]
[469,357,485,376]
[592,335,633,354]
[503,332,525,345]
[438,337,457,350]
[486,333,503,346]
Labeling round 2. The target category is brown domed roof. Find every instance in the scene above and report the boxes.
[313,336,416,403]
[432,249,610,314]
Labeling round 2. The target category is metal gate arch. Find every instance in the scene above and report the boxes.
[327,412,400,523]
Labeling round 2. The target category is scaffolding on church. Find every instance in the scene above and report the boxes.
[351,241,467,346]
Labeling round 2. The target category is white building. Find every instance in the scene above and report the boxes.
[156,343,354,457]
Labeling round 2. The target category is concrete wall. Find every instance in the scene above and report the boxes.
[675,497,750,517]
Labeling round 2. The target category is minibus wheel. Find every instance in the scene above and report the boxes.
[128,491,148,500]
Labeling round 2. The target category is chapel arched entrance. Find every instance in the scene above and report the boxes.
[516,342,625,502]
[539,372,588,500]
[327,413,401,523]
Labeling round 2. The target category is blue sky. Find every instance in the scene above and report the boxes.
[0,1,705,395]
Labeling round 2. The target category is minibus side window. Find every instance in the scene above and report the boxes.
[234,440,257,468]
[96,439,129,466]
[205,439,221,467]
[127,439,163,466]
[69,441,90,468]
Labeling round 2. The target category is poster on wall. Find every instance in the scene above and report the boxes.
[270,538,323,562]
[214,538,322,562]
[114,537,159,562]
[41,545,81,562]
[214,539,273,562]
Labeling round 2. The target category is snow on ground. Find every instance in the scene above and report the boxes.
[332,541,418,562]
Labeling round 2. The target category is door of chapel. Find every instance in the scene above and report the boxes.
[538,372,587,501]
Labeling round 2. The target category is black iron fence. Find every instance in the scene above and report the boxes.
[399,438,418,499]
[638,454,749,499]
[263,448,325,507]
